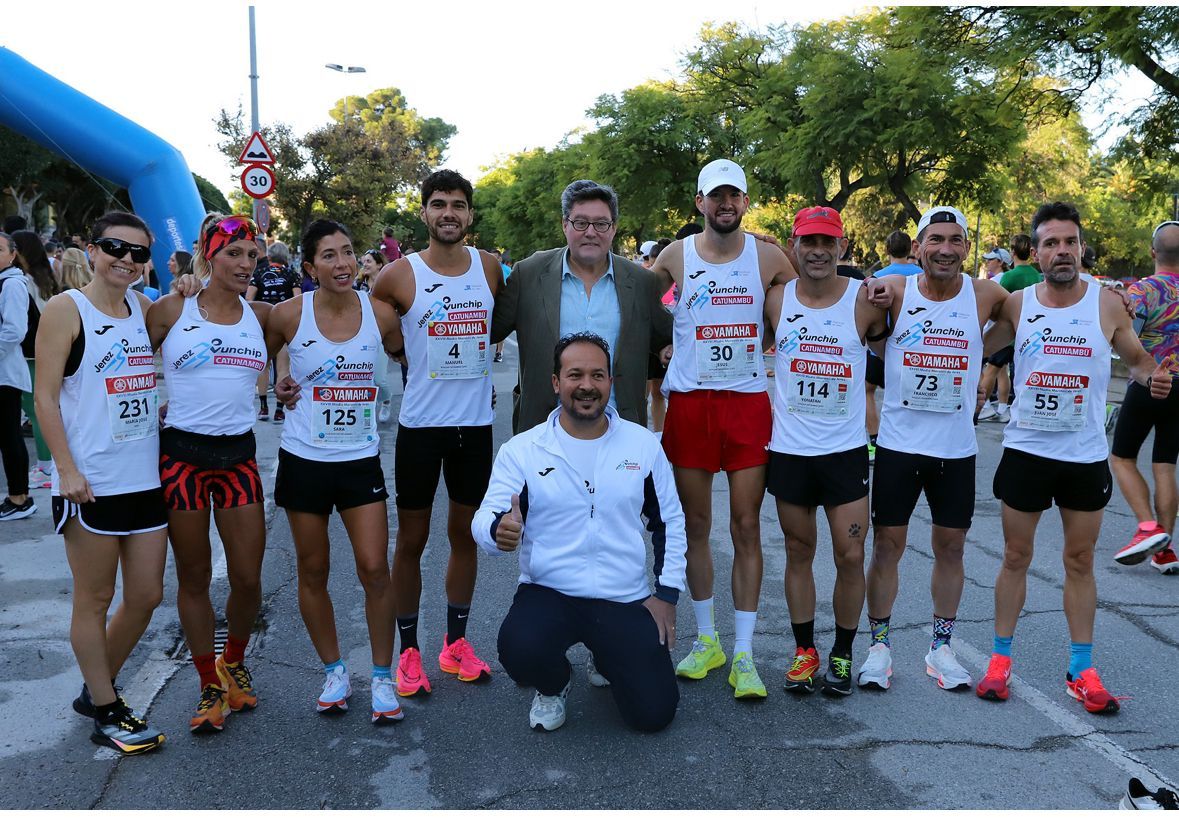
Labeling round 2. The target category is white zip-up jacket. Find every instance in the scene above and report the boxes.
[0,267,32,391]
[473,406,687,605]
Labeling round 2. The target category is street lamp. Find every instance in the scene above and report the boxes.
[325,64,366,121]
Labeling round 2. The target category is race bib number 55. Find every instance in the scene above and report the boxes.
[695,323,760,383]
[311,386,377,447]
[1017,371,1088,432]
[106,374,158,442]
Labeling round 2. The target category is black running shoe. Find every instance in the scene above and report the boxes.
[822,655,853,697]
[273,405,285,423]
[0,496,36,521]
[91,701,165,756]
[1120,777,1179,810]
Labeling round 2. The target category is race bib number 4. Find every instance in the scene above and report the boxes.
[1017,371,1088,432]
[786,359,851,417]
[900,351,969,413]
[695,323,760,383]
[311,386,377,447]
[427,317,488,379]
[105,373,158,442]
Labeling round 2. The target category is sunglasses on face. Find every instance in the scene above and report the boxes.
[94,237,152,263]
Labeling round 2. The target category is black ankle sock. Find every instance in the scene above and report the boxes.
[869,434,878,445]
[397,615,419,653]
[93,699,119,720]
[447,604,470,641]
[791,620,816,650]
[832,625,858,659]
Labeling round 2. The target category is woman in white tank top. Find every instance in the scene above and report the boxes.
[32,211,167,755]
[145,213,273,733]
[265,220,408,721]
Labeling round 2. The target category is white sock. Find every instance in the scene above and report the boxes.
[692,598,716,640]
[733,609,757,657]
[997,402,1008,412]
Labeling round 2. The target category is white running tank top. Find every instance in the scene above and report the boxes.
[663,234,766,394]
[161,296,266,436]
[282,290,382,462]
[771,278,866,455]
[1004,281,1110,462]
[878,274,983,459]
[399,247,494,427]
[53,290,160,497]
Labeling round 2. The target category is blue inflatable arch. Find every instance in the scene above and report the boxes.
[0,47,206,290]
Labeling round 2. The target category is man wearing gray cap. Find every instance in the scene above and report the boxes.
[859,206,1008,693]
[649,158,796,699]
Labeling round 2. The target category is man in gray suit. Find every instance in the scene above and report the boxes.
[491,180,673,434]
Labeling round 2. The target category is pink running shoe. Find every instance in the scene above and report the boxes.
[1114,523,1171,565]
[396,648,432,697]
[438,635,491,683]
[1151,547,1179,575]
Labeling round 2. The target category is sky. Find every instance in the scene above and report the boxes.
[1,0,1159,200]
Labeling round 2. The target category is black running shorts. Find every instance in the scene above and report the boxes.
[767,447,870,508]
[53,488,167,536]
[986,345,1015,368]
[866,353,885,388]
[993,447,1112,513]
[1111,379,1179,465]
[394,424,493,510]
[871,446,975,529]
[274,448,388,515]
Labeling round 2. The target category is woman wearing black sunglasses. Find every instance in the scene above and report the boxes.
[146,213,271,734]
[33,211,167,756]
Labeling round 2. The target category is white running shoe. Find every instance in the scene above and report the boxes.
[370,676,403,724]
[317,666,352,713]
[586,655,610,688]
[977,403,998,421]
[925,644,972,690]
[857,643,893,690]
[1120,777,1179,810]
[377,401,392,425]
[529,680,571,731]
[995,406,1011,423]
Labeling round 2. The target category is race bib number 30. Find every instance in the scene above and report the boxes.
[1017,371,1088,432]
[900,351,969,413]
[786,359,851,417]
[427,317,488,379]
[695,323,760,383]
[105,374,158,442]
[311,386,377,447]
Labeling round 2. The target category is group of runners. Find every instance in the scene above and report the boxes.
[35,160,1175,754]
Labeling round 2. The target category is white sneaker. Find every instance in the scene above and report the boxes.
[377,401,391,425]
[1120,777,1179,810]
[586,655,609,688]
[370,676,403,724]
[995,406,1011,423]
[316,665,352,712]
[925,644,972,690]
[28,466,52,489]
[529,680,571,731]
[857,643,893,690]
[977,403,998,421]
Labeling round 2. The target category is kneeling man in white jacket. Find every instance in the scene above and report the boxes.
[473,332,687,732]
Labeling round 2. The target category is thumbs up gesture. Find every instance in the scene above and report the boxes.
[496,493,524,552]
[1149,358,1174,399]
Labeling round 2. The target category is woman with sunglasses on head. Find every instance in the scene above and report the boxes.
[145,214,271,733]
[266,219,405,723]
[33,211,167,756]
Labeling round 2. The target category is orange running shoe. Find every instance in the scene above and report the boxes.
[396,647,432,697]
[976,654,1012,701]
[438,635,492,683]
[783,646,821,694]
[189,684,229,733]
[216,655,258,711]
[1066,667,1121,714]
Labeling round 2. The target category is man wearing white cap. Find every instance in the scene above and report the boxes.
[649,158,796,698]
[639,240,659,266]
[858,205,1008,693]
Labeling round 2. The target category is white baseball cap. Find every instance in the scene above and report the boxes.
[982,248,1013,265]
[917,206,969,239]
[697,159,748,196]
[639,240,658,257]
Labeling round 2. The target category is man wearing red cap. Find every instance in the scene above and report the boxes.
[858,206,1009,693]
[649,159,796,699]
[768,207,890,696]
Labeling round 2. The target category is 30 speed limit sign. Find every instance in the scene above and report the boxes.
[240,164,276,199]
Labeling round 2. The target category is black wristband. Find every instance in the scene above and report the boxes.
[866,327,890,342]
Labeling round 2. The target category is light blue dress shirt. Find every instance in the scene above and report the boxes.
[559,251,621,405]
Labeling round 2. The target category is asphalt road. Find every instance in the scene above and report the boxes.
[1,339,1176,809]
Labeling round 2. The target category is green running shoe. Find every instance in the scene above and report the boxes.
[728,652,768,699]
[675,633,727,680]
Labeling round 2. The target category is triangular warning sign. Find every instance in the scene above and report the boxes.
[238,131,275,165]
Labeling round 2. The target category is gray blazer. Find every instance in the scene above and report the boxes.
[491,247,673,434]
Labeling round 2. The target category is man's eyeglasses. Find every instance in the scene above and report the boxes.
[94,237,152,264]
[566,218,614,234]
